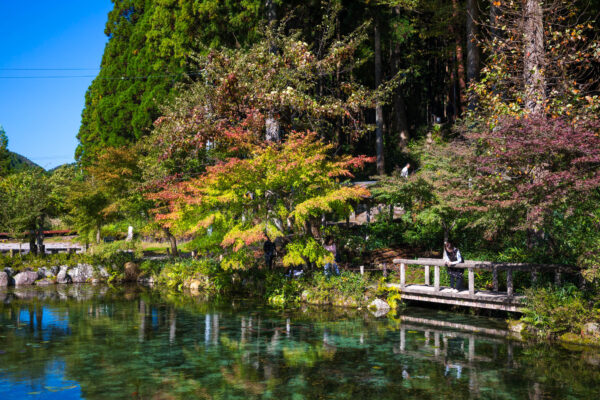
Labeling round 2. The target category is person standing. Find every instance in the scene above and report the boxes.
[400,163,411,178]
[323,237,340,277]
[443,241,464,291]
[264,235,275,270]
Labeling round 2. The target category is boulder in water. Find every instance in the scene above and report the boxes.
[57,266,72,284]
[368,298,391,317]
[97,266,109,279]
[189,279,203,292]
[68,264,94,283]
[0,271,9,287]
[138,275,155,286]
[124,262,140,282]
[14,271,39,286]
[37,267,51,279]
[36,278,54,286]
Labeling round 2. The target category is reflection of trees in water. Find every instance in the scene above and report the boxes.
[1,286,600,399]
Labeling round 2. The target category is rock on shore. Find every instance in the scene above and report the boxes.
[368,298,391,317]
[57,266,73,284]
[14,271,39,286]
[67,264,94,283]
[0,271,9,287]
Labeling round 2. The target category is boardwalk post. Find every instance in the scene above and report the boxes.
[424,265,430,286]
[506,269,513,297]
[400,328,406,352]
[468,267,475,296]
[383,263,388,278]
[359,265,364,276]
[492,266,499,292]
[554,267,561,286]
[434,265,440,292]
[400,263,406,288]
[468,335,475,362]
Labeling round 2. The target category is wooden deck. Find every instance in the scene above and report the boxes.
[389,258,575,313]
[387,283,525,312]
[0,242,84,255]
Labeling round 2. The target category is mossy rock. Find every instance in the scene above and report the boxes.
[507,319,526,334]
[559,332,600,348]
[331,295,359,308]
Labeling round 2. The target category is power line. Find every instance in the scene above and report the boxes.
[29,155,74,160]
[0,75,97,79]
[0,68,100,71]
[0,72,203,80]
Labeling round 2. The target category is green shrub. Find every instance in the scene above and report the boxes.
[522,284,600,336]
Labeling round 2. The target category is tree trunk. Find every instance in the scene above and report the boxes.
[264,0,281,142]
[374,16,385,175]
[28,231,37,256]
[36,227,45,257]
[392,6,410,150]
[96,224,101,244]
[490,1,500,40]
[452,0,467,115]
[523,0,546,115]
[265,0,276,24]
[466,0,480,84]
[163,227,179,257]
[265,113,280,142]
[393,92,410,149]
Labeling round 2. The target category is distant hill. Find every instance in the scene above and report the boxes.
[8,151,43,172]
[48,163,76,175]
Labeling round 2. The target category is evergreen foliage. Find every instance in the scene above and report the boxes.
[0,125,10,176]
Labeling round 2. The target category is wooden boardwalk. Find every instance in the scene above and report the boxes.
[388,283,525,312]
[0,242,84,255]
[389,258,573,313]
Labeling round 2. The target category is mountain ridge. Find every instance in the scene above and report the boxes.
[8,151,44,172]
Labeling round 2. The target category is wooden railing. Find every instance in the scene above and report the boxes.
[392,258,570,297]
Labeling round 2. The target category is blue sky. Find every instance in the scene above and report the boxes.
[0,0,113,169]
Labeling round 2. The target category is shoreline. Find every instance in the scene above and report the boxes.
[1,257,600,349]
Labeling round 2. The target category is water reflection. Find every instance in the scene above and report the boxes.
[0,285,599,399]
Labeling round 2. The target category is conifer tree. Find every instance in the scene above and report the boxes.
[0,125,10,176]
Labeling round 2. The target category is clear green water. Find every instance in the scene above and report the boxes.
[1,285,599,399]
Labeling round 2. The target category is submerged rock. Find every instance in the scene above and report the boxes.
[368,298,391,317]
[36,278,54,286]
[14,271,39,286]
[57,266,72,284]
[68,264,94,283]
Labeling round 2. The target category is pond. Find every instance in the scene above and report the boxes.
[1,285,599,399]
